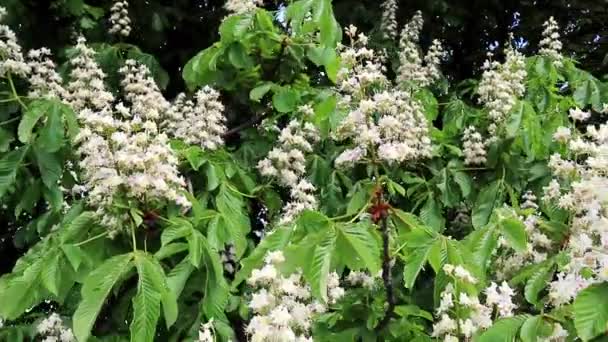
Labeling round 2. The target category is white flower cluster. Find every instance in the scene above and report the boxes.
[462,126,487,165]
[396,11,444,88]
[69,39,190,232]
[195,319,215,342]
[336,26,388,102]
[434,265,517,340]
[26,48,68,100]
[346,270,377,289]
[257,120,320,224]
[335,90,432,166]
[0,7,30,77]
[539,16,563,67]
[108,1,132,37]
[246,251,345,341]
[379,0,398,40]
[165,87,226,150]
[36,313,75,342]
[334,27,432,168]
[224,0,263,15]
[544,118,608,306]
[477,43,527,136]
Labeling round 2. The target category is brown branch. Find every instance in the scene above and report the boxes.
[222,112,269,138]
[376,214,395,331]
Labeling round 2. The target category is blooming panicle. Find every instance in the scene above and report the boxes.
[26,48,68,100]
[334,28,432,169]
[36,313,75,342]
[539,16,563,66]
[379,0,398,40]
[336,25,388,100]
[396,11,444,88]
[224,0,263,15]
[477,43,527,136]
[542,117,608,307]
[462,125,487,165]
[108,0,132,37]
[431,277,500,340]
[69,41,191,232]
[257,120,320,224]
[119,59,170,121]
[246,251,344,341]
[165,86,226,150]
[67,36,116,112]
[0,7,30,77]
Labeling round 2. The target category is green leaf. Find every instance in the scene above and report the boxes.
[313,0,341,47]
[272,87,299,113]
[74,253,134,342]
[199,234,230,321]
[18,101,46,143]
[219,13,254,43]
[38,104,64,152]
[34,146,63,188]
[132,252,177,337]
[166,257,195,299]
[403,241,434,289]
[227,42,254,69]
[305,229,336,301]
[472,181,502,229]
[466,225,498,274]
[573,78,603,111]
[250,82,273,102]
[0,146,27,198]
[216,184,250,258]
[524,261,554,305]
[573,282,608,341]
[420,195,444,231]
[500,217,527,252]
[520,315,553,342]
[505,100,525,138]
[477,315,530,342]
[335,222,380,274]
[0,127,13,152]
[414,89,439,121]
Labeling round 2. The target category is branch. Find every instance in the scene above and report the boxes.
[222,111,268,138]
[376,214,395,331]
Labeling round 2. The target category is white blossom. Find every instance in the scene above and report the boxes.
[224,0,263,15]
[396,11,444,88]
[165,86,226,150]
[195,319,215,342]
[477,43,527,136]
[108,1,132,37]
[539,17,563,67]
[36,313,75,342]
[0,7,31,77]
[246,252,344,341]
[462,126,487,165]
[379,0,398,40]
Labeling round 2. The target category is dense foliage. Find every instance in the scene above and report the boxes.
[1,0,608,341]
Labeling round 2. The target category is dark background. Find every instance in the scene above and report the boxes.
[3,0,608,96]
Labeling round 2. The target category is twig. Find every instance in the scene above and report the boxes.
[376,214,395,331]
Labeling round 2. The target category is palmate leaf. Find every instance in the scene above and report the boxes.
[472,181,502,229]
[335,221,380,274]
[573,282,608,341]
[198,231,231,329]
[130,252,178,341]
[215,183,250,258]
[524,261,555,306]
[0,256,47,320]
[476,315,530,342]
[73,253,135,342]
[0,146,27,197]
[305,229,337,302]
